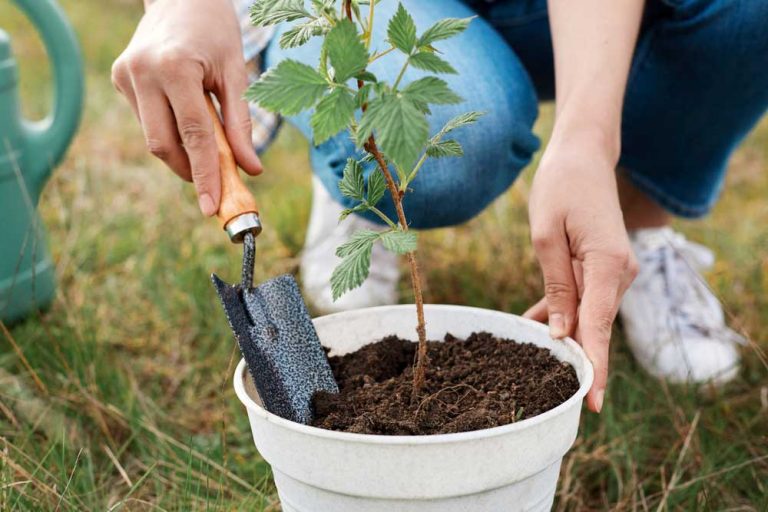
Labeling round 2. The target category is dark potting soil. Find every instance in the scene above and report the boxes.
[311,332,580,435]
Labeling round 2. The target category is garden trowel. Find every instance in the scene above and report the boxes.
[205,95,337,425]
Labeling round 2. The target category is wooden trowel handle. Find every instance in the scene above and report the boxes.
[205,95,261,241]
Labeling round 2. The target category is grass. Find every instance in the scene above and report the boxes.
[1,0,767,510]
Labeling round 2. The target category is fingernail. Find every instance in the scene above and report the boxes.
[198,193,216,217]
[594,389,605,413]
[549,313,566,339]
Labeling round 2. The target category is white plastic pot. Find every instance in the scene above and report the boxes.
[234,305,593,512]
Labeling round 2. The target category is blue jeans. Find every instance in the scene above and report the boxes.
[265,0,768,228]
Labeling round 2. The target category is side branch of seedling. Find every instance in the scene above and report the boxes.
[246,0,482,395]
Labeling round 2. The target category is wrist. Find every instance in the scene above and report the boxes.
[550,104,622,165]
[549,121,621,167]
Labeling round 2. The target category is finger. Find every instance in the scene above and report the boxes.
[217,62,263,176]
[133,87,192,182]
[531,228,579,339]
[165,77,221,216]
[111,57,140,120]
[523,297,548,322]
[577,256,625,413]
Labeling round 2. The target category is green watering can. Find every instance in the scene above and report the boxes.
[0,0,84,323]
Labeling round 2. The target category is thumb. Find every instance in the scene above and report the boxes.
[218,62,263,176]
[532,228,579,339]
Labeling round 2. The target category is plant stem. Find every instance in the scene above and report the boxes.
[392,58,410,91]
[344,0,429,396]
[404,152,428,190]
[368,205,398,228]
[364,137,429,396]
[369,46,396,63]
[365,0,375,48]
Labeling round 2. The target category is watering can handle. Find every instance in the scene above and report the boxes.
[14,0,84,184]
[205,95,261,243]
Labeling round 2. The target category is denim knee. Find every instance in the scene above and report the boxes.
[267,0,542,229]
[392,107,540,229]
[312,101,540,230]
[620,0,768,218]
[307,52,541,229]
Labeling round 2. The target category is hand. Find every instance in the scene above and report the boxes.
[524,132,638,413]
[111,0,262,216]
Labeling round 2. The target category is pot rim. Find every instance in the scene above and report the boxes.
[233,304,593,445]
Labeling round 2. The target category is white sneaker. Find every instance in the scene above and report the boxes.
[300,177,400,314]
[619,227,745,385]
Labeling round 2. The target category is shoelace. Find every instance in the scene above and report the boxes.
[635,232,746,346]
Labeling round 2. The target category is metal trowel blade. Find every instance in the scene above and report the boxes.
[212,273,338,425]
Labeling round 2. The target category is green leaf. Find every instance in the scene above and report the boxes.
[279,17,331,49]
[311,88,356,144]
[338,158,365,200]
[246,60,328,115]
[402,77,463,105]
[367,170,387,206]
[331,232,377,300]
[387,3,417,54]
[408,97,432,115]
[417,17,473,46]
[325,19,369,82]
[340,204,369,221]
[409,51,457,74]
[311,0,337,14]
[434,110,484,139]
[355,71,378,83]
[335,229,381,257]
[393,161,408,185]
[350,0,362,19]
[380,229,417,254]
[250,0,310,27]
[373,81,391,96]
[358,93,429,169]
[426,139,463,158]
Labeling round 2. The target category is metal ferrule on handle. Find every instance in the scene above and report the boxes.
[205,95,261,244]
[226,212,262,243]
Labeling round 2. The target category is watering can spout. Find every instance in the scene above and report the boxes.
[13,0,84,190]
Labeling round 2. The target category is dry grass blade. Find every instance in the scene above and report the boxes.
[106,461,158,512]
[655,411,701,512]
[102,444,132,487]
[665,454,768,494]
[0,399,19,428]
[0,447,76,509]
